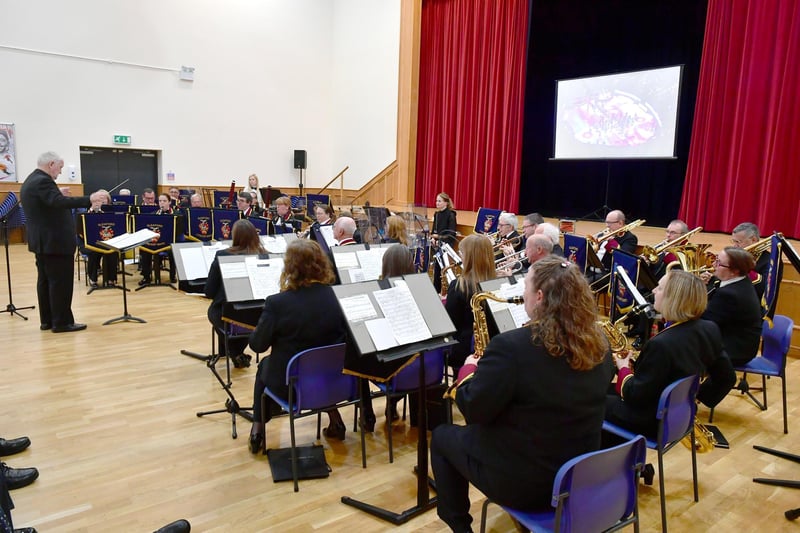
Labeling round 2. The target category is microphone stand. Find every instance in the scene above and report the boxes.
[0,199,34,320]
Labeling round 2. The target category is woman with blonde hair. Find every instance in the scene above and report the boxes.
[431,256,614,531]
[242,173,265,208]
[605,270,735,444]
[382,215,409,245]
[444,234,497,370]
[431,192,457,293]
[248,239,349,452]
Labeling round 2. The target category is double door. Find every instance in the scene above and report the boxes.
[79,146,158,198]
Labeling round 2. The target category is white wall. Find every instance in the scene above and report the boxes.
[0,0,400,191]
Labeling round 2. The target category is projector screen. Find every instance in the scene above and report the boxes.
[553,65,683,159]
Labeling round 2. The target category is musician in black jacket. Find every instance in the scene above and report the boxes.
[605,270,736,440]
[19,152,104,332]
[703,247,762,366]
[248,239,349,453]
[432,257,613,532]
[273,196,301,234]
[731,222,770,299]
[431,192,457,293]
[599,209,638,270]
[139,194,178,285]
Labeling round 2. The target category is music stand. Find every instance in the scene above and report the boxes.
[80,212,127,295]
[132,213,178,290]
[333,273,457,524]
[0,193,34,320]
[98,229,159,325]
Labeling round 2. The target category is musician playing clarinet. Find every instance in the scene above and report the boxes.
[432,257,613,532]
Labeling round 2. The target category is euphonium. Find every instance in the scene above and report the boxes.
[588,219,646,251]
[443,291,524,399]
[744,236,773,259]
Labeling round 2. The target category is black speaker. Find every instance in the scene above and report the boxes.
[293,149,307,170]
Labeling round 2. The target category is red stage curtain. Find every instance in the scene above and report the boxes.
[415,0,529,214]
[680,0,800,238]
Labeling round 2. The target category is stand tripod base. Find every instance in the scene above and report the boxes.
[197,398,253,439]
[181,349,212,362]
[103,314,147,325]
[341,494,437,525]
[1,303,34,320]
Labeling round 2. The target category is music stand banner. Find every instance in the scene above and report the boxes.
[81,212,127,253]
[475,207,502,234]
[102,204,131,214]
[564,233,588,273]
[213,190,235,208]
[187,207,213,241]
[764,233,783,318]
[609,249,640,323]
[111,195,135,205]
[306,194,330,212]
[247,216,272,236]
[133,214,177,253]
[212,208,240,240]
[137,205,159,214]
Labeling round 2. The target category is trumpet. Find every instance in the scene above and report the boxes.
[588,219,646,251]
[495,249,526,274]
[492,234,523,252]
[639,226,703,264]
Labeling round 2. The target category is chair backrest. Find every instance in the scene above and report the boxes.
[552,435,646,532]
[656,374,699,445]
[286,343,356,411]
[761,314,793,370]
[390,347,446,393]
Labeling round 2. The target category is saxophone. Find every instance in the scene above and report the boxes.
[443,291,524,399]
[681,419,717,453]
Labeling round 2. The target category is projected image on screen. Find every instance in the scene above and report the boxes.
[553,65,683,159]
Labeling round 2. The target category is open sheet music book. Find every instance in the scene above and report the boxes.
[332,273,456,360]
[218,254,284,302]
[479,275,529,333]
[332,243,395,283]
[99,228,161,251]
[259,233,297,254]
[172,241,231,280]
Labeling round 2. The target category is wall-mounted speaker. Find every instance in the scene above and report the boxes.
[293,149,307,170]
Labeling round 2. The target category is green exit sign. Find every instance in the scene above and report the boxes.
[113,135,131,145]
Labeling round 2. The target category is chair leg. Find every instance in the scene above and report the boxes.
[388,394,394,463]
[762,375,768,408]
[479,498,493,533]
[290,412,299,492]
[708,407,714,423]
[691,425,699,502]
[316,413,322,440]
[782,376,788,434]
[657,449,668,533]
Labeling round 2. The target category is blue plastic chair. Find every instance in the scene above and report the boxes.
[375,347,446,463]
[262,343,363,492]
[479,435,647,533]
[737,315,794,434]
[602,374,700,533]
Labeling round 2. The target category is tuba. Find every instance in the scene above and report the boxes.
[443,291,524,399]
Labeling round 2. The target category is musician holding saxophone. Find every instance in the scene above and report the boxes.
[431,257,613,532]
[604,271,736,460]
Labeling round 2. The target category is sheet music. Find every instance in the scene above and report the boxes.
[365,318,399,350]
[319,225,336,247]
[333,251,359,269]
[220,262,248,278]
[372,285,431,345]
[260,235,287,254]
[486,281,529,329]
[181,247,208,280]
[102,228,160,250]
[202,242,229,269]
[349,269,366,283]
[356,248,386,281]
[245,256,284,299]
[339,293,379,322]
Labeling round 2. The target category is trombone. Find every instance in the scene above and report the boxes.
[639,226,703,264]
[588,219,646,251]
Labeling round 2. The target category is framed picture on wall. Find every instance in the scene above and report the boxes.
[0,123,17,182]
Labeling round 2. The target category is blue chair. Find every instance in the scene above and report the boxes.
[375,347,446,463]
[262,343,363,492]
[736,315,793,434]
[479,435,647,533]
[602,374,700,533]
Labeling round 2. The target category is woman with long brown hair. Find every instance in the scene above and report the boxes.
[444,234,497,370]
[247,239,349,452]
[431,256,613,532]
[205,219,267,368]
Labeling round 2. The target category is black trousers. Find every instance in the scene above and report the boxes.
[35,253,75,328]
[86,250,118,284]
[0,463,13,532]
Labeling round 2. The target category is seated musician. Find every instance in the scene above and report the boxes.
[431,257,613,532]
[139,193,177,285]
[81,189,118,288]
[273,196,301,234]
[248,239,349,453]
[496,233,552,276]
[702,247,762,366]
[313,203,335,226]
[168,187,181,207]
[598,209,638,270]
[521,212,544,240]
[382,215,409,245]
[731,222,770,299]
[534,221,563,256]
[648,219,688,280]
[445,235,498,371]
[140,188,156,206]
[205,219,266,369]
[236,192,263,218]
[605,271,736,448]
[494,212,524,261]
[189,193,204,208]
[333,216,357,246]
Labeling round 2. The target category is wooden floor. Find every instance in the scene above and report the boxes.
[1,237,799,533]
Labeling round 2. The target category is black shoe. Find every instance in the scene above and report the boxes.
[323,422,346,441]
[360,413,376,433]
[2,462,39,490]
[138,278,151,286]
[249,432,263,454]
[52,323,87,333]
[231,354,252,368]
[39,323,51,331]
[89,281,99,289]
[13,527,38,533]
[642,463,655,485]
[0,436,31,456]
[153,519,191,533]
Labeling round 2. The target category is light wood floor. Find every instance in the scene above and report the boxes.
[1,239,799,533]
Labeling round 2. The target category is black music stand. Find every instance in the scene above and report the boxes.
[80,212,127,295]
[333,274,457,524]
[99,229,157,325]
[132,213,178,291]
[0,196,34,320]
